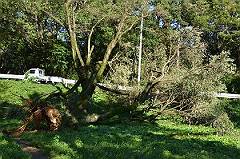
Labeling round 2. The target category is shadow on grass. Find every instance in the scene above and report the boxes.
[0,102,25,131]
[0,133,31,159]
[21,123,240,159]
[0,86,31,158]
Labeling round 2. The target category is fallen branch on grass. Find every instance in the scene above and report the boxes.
[96,83,134,95]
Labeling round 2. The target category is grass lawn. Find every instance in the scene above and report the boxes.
[20,121,240,159]
[0,80,240,159]
[0,132,31,159]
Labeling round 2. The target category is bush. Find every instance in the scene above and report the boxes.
[223,99,240,128]
[212,112,234,135]
[224,73,240,94]
[139,51,236,133]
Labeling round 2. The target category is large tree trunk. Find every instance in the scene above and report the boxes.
[62,0,140,123]
[64,77,98,124]
[78,79,96,111]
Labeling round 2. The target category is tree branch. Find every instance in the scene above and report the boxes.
[65,0,85,66]
[42,10,66,28]
[138,47,179,102]
[96,14,139,80]
[86,17,104,66]
[96,83,133,95]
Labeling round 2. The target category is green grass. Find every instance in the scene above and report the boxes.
[0,80,60,105]
[0,80,61,159]
[20,121,240,159]
[0,133,31,159]
[0,80,240,159]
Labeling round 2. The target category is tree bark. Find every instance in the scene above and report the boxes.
[65,0,85,66]
[138,14,144,84]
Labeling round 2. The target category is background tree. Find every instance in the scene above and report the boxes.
[0,0,73,76]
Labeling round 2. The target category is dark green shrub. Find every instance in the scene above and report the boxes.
[224,74,240,94]
[224,99,240,128]
[212,112,234,135]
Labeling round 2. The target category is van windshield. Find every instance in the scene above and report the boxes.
[29,70,35,74]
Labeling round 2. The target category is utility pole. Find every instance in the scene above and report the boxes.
[137,13,143,84]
